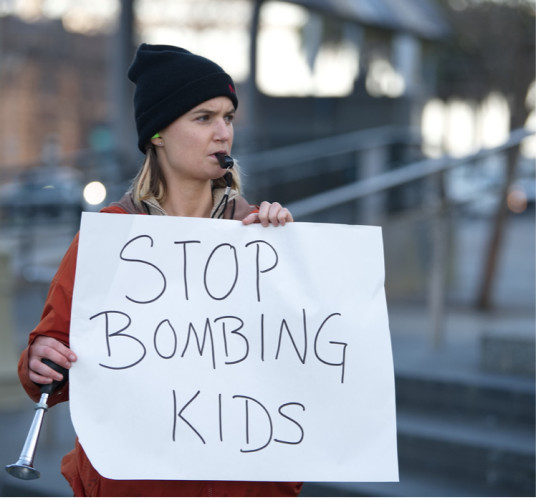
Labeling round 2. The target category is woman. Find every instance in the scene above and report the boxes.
[17,44,301,497]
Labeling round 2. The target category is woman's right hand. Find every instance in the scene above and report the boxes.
[28,335,77,385]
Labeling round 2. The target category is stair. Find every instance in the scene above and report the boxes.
[301,369,536,497]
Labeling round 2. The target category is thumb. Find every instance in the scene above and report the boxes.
[242,212,259,225]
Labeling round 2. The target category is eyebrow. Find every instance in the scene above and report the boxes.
[190,107,235,116]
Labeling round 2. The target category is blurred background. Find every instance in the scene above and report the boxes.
[0,0,535,496]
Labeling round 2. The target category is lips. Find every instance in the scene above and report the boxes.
[212,150,228,157]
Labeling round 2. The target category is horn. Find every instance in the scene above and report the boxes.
[5,359,68,480]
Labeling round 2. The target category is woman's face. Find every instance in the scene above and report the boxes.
[154,96,235,184]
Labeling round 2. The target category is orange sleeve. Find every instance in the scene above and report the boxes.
[18,233,79,405]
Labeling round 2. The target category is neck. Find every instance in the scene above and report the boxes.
[161,179,213,218]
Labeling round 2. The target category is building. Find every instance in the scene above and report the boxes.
[0,15,110,175]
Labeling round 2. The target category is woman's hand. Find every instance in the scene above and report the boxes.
[28,336,77,385]
[242,201,294,227]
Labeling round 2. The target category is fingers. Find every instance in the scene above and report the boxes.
[242,201,294,227]
[28,336,77,385]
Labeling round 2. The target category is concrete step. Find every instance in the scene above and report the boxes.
[397,409,535,496]
[395,370,535,427]
[394,370,535,496]
[480,332,535,377]
[300,466,527,497]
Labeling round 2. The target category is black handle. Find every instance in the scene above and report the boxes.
[39,359,69,395]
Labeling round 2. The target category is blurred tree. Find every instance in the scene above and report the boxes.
[436,0,535,129]
[434,0,536,310]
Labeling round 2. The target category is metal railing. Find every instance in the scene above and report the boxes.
[239,125,417,172]
[285,127,533,219]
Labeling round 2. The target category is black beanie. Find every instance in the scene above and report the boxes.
[128,44,239,153]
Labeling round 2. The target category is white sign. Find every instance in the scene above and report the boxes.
[70,212,398,482]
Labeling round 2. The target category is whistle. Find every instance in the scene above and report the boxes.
[215,153,234,169]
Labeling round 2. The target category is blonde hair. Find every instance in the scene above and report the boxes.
[131,146,242,210]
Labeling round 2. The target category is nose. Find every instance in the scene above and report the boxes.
[214,118,232,142]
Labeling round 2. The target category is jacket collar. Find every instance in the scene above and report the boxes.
[110,188,254,221]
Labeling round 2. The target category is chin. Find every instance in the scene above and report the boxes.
[211,169,227,180]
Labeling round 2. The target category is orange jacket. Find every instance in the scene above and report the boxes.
[18,199,302,497]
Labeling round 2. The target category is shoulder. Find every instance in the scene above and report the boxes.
[100,206,129,214]
[100,192,141,215]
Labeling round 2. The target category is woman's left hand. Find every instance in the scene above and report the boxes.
[242,201,294,227]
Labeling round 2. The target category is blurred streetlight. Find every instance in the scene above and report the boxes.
[83,181,107,205]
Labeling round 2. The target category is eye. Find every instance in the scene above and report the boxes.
[224,113,235,124]
[196,114,210,122]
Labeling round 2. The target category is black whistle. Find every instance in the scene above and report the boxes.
[215,153,234,169]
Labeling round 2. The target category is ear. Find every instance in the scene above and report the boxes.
[150,133,163,147]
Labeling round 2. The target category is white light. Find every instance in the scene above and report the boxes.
[257,1,359,97]
[83,181,107,205]
[478,92,510,148]
[421,99,446,157]
[365,59,405,98]
[444,99,476,157]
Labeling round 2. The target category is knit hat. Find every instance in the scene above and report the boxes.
[128,44,238,153]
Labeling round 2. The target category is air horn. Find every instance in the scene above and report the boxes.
[5,359,68,480]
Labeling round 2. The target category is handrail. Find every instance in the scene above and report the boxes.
[286,127,535,219]
[239,125,419,172]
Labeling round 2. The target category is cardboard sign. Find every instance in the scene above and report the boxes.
[70,212,398,482]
